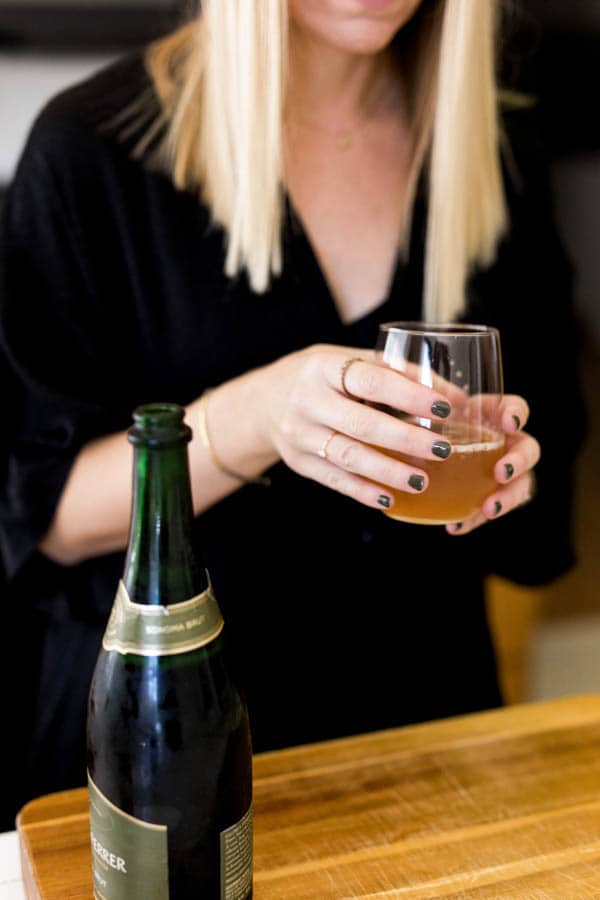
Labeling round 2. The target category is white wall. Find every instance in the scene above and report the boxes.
[0,53,115,183]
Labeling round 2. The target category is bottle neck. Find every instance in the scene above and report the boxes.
[123,443,208,605]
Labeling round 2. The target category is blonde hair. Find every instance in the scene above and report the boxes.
[146,0,506,321]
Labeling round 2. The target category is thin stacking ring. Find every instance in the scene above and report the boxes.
[340,357,363,401]
[318,431,337,461]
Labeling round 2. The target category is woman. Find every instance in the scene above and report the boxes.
[0,0,584,824]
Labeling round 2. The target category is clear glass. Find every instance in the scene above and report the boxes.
[375,322,505,525]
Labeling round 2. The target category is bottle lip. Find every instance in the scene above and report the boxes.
[128,403,192,447]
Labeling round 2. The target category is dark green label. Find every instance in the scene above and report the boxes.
[103,580,224,657]
[88,775,169,900]
[220,804,253,900]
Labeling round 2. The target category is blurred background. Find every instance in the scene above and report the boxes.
[0,0,599,705]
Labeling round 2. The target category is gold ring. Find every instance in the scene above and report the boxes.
[340,357,363,401]
[318,431,336,461]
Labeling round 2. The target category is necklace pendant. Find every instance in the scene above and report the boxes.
[336,131,352,151]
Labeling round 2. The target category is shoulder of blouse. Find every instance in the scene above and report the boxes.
[17,50,158,179]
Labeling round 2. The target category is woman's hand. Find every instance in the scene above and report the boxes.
[446,395,540,536]
[257,343,454,511]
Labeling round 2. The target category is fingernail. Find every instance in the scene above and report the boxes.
[493,501,502,516]
[454,522,463,531]
[504,463,514,480]
[377,494,392,509]
[432,440,451,459]
[408,474,425,492]
[431,400,451,418]
[512,415,521,431]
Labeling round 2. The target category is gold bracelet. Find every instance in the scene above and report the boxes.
[197,390,271,487]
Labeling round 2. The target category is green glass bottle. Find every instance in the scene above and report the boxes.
[87,404,253,900]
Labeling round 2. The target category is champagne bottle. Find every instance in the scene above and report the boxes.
[87,403,253,900]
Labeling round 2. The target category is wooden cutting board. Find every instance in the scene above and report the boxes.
[17,694,600,898]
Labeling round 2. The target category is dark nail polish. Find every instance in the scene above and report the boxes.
[377,494,391,509]
[454,522,463,531]
[504,463,514,480]
[512,415,521,431]
[408,474,425,492]
[494,501,502,516]
[431,400,451,419]
[432,440,451,459]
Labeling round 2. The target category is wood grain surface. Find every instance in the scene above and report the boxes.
[17,694,600,898]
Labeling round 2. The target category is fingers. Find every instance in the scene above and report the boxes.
[271,345,455,512]
[325,356,453,422]
[383,359,470,407]
[443,397,537,536]
[317,396,451,462]
[494,431,541,486]
[456,394,530,434]
[446,469,536,536]
[296,445,419,512]
[313,428,430,495]
[278,346,539,521]
[294,351,455,510]
[500,395,530,434]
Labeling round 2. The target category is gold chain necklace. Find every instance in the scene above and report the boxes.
[287,116,363,151]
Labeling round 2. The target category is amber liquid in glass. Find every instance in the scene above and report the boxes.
[380,424,505,525]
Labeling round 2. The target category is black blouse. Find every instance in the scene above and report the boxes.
[0,53,585,816]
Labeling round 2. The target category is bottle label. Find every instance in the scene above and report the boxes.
[220,804,253,900]
[88,775,169,900]
[103,580,224,657]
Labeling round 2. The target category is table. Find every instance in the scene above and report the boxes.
[11,694,600,898]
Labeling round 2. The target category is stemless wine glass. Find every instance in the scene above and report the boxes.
[375,322,505,525]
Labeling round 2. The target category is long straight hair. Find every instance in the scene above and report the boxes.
[147,0,506,321]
